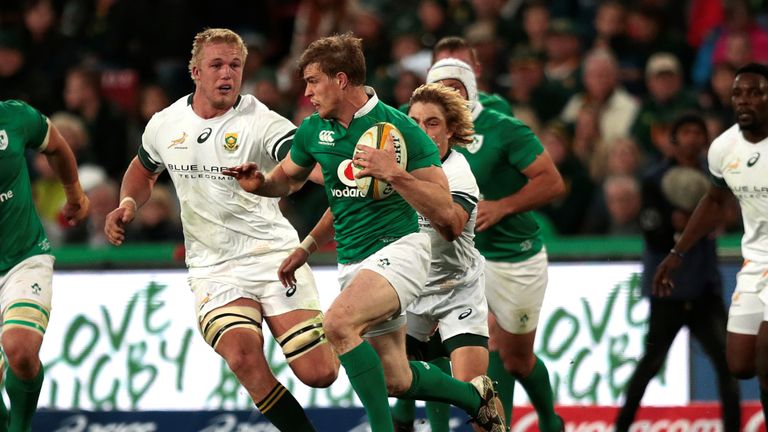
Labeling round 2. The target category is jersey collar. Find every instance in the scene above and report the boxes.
[471,100,484,122]
[353,86,379,119]
[186,93,243,110]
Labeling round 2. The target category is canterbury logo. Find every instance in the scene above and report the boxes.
[318,130,335,146]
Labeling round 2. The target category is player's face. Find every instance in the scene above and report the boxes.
[732,72,768,132]
[436,79,468,101]
[409,101,452,158]
[192,42,243,111]
[303,63,343,119]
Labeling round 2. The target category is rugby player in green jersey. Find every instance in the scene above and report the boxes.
[427,58,566,432]
[224,33,506,432]
[0,100,89,431]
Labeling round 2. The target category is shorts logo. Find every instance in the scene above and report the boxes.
[224,133,239,151]
[519,313,529,326]
[318,130,335,146]
[286,284,297,297]
[458,308,472,320]
[197,127,212,143]
[0,130,8,150]
[378,258,390,269]
[30,283,41,295]
[748,152,761,167]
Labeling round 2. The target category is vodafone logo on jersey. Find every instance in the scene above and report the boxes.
[332,159,363,197]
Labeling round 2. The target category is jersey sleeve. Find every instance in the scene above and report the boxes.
[289,118,316,168]
[257,108,297,163]
[707,137,728,188]
[504,119,544,171]
[11,100,49,151]
[137,113,166,174]
[446,154,479,217]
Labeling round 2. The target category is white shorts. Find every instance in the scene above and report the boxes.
[406,270,489,343]
[0,254,54,324]
[338,232,431,337]
[188,252,321,321]
[484,249,548,334]
[727,260,768,335]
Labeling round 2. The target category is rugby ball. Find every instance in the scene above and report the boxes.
[352,122,408,200]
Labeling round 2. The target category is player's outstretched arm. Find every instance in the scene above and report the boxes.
[42,123,89,225]
[278,208,335,287]
[104,157,159,246]
[654,184,732,296]
[476,150,565,232]
[224,154,313,197]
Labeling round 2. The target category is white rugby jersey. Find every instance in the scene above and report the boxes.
[709,124,768,262]
[138,94,300,267]
[418,150,484,291]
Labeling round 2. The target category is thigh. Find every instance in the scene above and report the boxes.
[0,255,54,351]
[688,295,728,355]
[213,298,266,357]
[265,308,337,373]
[189,254,322,322]
[331,268,402,337]
[484,250,548,335]
[644,299,686,352]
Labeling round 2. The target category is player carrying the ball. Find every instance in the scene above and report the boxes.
[223,33,506,432]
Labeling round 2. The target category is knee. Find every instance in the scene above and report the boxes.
[3,339,40,377]
[501,352,533,377]
[385,375,411,396]
[297,357,338,388]
[323,309,356,346]
[728,360,756,380]
[224,350,260,377]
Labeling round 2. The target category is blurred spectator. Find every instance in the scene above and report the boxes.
[289,0,353,62]
[126,83,170,158]
[631,52,700,160]
[561,48,639,142]
[63,66,129,180]
[127,183,183,243]
[393,70,424,108]
[584,174,642,235]
[571,103,603,167]
[616,112,740,432]
[504,45,569,125]
[543,17,583,94]
[518,0,550,53]
[463,21,503,92]
[0,30,52,110]
[31,152,66,246]
[20,0,77,110]
[538,120,595,235]
[591,136,646,184]
[620,4,690,95]
[589,0,628,52]
[692,0,768,87]
[50,111,91,162]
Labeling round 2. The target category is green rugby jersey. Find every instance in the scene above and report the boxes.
[0,100,51,274]
[292,88,441,263]
[456,107,544,262]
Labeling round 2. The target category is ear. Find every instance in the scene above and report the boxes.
[192,65,201,81]
[335,72,349,90]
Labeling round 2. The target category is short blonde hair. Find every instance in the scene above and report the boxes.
[188,28,248,81]
[409,83,475,147]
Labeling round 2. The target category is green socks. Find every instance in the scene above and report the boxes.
[400,360,480,415]
[424,356,451,432]
[339,342,393,431]
[518,356,560,432]
[255,382,315,431]
[488,350,515,423]
[6,365,43,432]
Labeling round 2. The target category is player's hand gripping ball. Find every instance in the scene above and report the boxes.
[352,122,408,200]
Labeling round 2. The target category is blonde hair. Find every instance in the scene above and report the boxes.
[188,28,248,81]
[409,83,475,147]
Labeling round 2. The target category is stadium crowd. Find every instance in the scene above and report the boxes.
[1,0,767,245]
